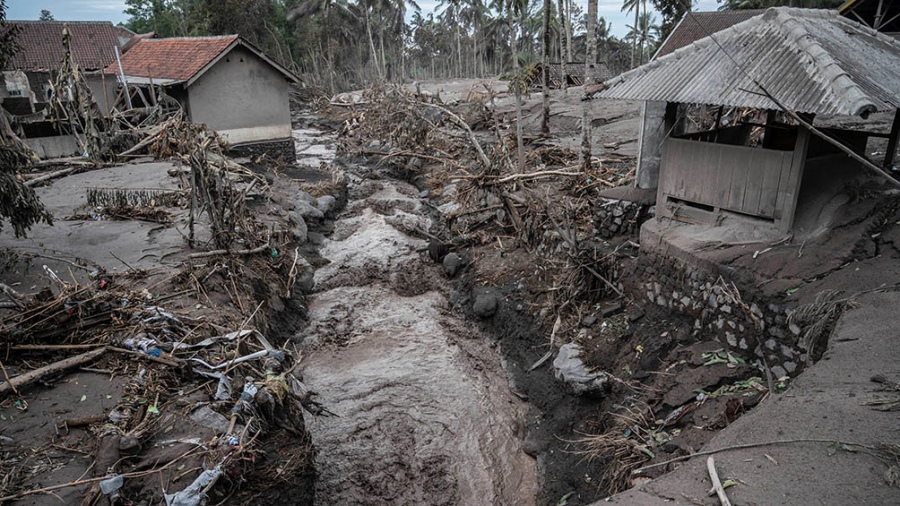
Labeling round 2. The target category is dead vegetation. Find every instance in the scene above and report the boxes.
[0,209,323,503]
[0,36,332,504]
[330,84,636,320]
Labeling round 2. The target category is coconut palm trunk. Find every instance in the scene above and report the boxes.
[581,0,597,172]
[557,0,567,93]
[541,0,551,135]
[508,0,525,170]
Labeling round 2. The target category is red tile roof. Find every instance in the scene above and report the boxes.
[655,10,765,59]
[109,36,239,82]
[3,21,131,71]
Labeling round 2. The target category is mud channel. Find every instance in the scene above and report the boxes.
[292,117,538,504]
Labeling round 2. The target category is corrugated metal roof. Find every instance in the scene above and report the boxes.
[599,7,900,116]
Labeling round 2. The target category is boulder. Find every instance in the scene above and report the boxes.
[443,252,463,277]
[316,195,337,216]
[289,212,308,243]
[297,190,316,204]
[473,288,499,318]
[295,200,324,220]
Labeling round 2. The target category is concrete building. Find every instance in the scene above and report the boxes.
[0,21,133,158]
[110,36,301,158]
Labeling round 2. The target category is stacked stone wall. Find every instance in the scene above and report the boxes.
[624,251,804,378]
[593,198,653,238]
[228,139,296,161]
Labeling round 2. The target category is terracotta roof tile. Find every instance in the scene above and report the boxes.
[3,21,131,71]
[655,10,765,59]
[109,36,238,82]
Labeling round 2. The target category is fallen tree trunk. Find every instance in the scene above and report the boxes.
[0,347,107,395]
[24,167,80,187]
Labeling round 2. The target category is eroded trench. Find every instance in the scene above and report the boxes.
[292,121,537,504]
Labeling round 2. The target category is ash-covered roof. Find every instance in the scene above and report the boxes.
[600,8,900,117]
[654,9,764,59]
[3,21,132,71]
[107,35,300,86]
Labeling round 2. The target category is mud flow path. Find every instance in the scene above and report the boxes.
[293,124,537,504]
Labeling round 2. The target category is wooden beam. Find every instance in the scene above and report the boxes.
[778,124,811,232]
[884,108,900,169]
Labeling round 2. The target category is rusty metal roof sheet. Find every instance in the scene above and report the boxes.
[654,9,765,59]
[599,7,900,116]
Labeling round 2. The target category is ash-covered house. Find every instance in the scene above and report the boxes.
[537,61,613,88]
[0,21,133,157]
[1,21,132,115]
[597,7,900,235]
[109,35,301,159]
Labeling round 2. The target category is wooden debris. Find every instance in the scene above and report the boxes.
[707,457,733,506]
[0,347,108,395]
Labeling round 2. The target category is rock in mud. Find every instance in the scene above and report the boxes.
[316,194,337,216]
[295,200,324,220]
[473,289,499,318]
[297,190,317,204]
[290,212,308,243]
[443,252,463,277]
[553,343,610,397]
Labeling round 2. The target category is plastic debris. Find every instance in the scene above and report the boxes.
[552,342,610,397]
[99,474,123,494]
[163,466,222,506]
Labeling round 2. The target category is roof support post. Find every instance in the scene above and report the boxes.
[884,108,900,170]
[779,123,811,232]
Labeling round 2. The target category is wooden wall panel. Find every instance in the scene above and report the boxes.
[660,138,796,221]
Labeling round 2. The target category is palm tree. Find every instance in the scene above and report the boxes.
[626,8,657,65]
[542,0,551,134]
[288,0,359,91]
[437,0,465,76]
[581,0,597,172]
[507,0,528,169]
[622,0,640,69]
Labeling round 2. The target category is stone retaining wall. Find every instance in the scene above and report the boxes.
[228,138,296,161]
[625,250,803,379]
[593,198,653,238]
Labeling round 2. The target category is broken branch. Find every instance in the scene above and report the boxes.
[707,456,733,506]
[0,347,108,395]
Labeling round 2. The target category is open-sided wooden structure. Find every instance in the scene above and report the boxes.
[599,8,900,232]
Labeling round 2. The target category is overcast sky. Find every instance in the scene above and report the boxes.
[8,0,722,39]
